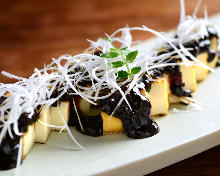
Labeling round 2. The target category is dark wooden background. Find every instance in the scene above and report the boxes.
[0,0,219,175]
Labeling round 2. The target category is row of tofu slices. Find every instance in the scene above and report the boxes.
[21,35,218,161]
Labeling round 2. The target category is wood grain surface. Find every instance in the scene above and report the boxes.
[0,0,220,175]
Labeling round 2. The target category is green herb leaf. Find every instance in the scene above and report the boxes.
[131,67,141,74]
[117,70,128,78]
[101,52,119,58]
[126,50,138,63]
[120,47,130,55]
[110,48,118,52]
[121,47,128,51]
[109,61,124,68]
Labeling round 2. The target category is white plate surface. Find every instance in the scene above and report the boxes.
[2,14,220,176]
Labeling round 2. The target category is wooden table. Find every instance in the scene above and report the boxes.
[0,0,219,175]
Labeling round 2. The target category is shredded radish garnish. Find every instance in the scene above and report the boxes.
[15,138,22,176]
[57,104,85,150]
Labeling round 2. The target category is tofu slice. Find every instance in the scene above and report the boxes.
[195,52,209,82]
[101,111,124,135]
[195,37,218,82]
[180,64,197,92]
[35,105,51,144]
[50,101,70,131]
[22,125,35,160]
[149,77,169,116]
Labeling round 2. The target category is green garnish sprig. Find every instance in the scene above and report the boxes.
[100,39,141,79]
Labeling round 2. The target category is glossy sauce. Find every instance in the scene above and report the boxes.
[216,51,220,67]
[199,26,219,63]
[0,108,40,170]
[100,87,159,139]
[74,114,103,137]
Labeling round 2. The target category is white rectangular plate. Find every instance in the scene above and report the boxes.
[2,14,220,176]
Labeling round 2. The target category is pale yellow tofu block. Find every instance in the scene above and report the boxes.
[195,52,209,82]
[180,64,197,92]
[101,111,124,135]
[35,105,51,144]
[22,125,35,160]
[149,77,169,116]
[195,37,218,82]
[50,101,70,131]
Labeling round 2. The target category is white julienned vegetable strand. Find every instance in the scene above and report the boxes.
[15,138,22,176]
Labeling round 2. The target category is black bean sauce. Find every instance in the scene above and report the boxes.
[207,26,219,63]
[216,51,220,67]
[0,97,6,105]
[0,126,20,170]
[93,51,103,56]
[100,88,159,139]
[67,95,103,136]
[198,38,211,53]
[139,73,154,92]
[74,114,103,137]
[207,26,219,39]
[0,109,40,170]
[199,26,219,63]
[208,49,217,63]
[50,88,75,107]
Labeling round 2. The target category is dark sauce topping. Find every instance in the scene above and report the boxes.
[67,100,77,127]
[0,130,20,170]
[67,96,82,126]
[198,26,218,63]
[198,38,211,53]
[50,88,75,107]
[159,40,199,59]
[93,51,103,56]
[207,26,219,39]
[74,114,103,137]
[67,96,103,137]
[139,73,154,92]
[0,97,6,106]
[153,64,191,97]
[100,88,159,139]
[68,66,92,87]
[207,49,217,63]
[18,108,40,133]
[0,107,40,170]
[0,96,10,116]
[183,40,199,58]
[168,65,192,97]
[153,50,192,98]
[216,51,220,67]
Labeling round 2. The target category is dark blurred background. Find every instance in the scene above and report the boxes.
[0,0,220,175]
